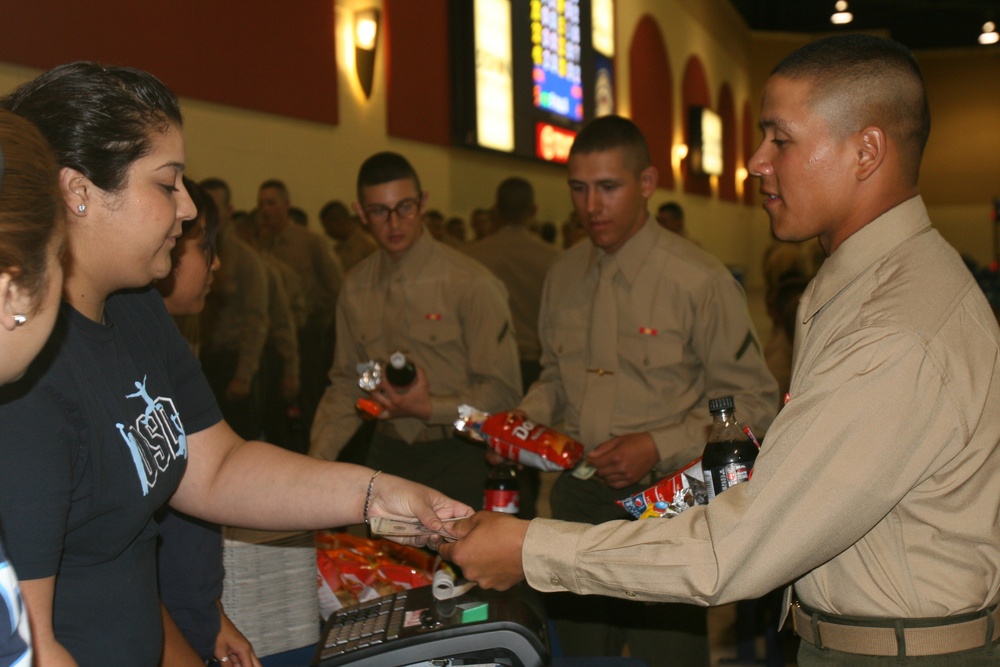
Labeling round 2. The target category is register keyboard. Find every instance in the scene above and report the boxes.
[310,583,549,666]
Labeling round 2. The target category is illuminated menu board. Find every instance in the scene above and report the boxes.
[454,0,608,162]
[530,0,584,122]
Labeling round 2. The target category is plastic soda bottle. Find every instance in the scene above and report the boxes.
[701,396,758,502]
[483,462,520,514]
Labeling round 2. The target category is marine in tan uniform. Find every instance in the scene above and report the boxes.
[464,177,559,520]
[462,116,777,665]
[198,178,271,441]
[320,199,378,274]
[310,152,522,509]
[463,177,558,390]
[443,35,1000,666]
[257,179,343,433]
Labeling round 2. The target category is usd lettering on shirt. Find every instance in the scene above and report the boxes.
[115,374,188,496]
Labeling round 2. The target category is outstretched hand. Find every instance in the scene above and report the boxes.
[368,472,473,548]
[438,511,530,590]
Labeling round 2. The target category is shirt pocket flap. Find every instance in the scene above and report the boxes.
[410,316,462,345]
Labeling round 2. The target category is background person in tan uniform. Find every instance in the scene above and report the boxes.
[256,179,343,436]
[309,152,521,509]
[460,116,779,665]
[195,177,270,441]
[319,199,378,274]
[464,177,558,392]
[443,35,1000,666]
[464,176,559,519]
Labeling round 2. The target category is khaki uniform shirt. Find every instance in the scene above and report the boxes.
[264,255,308,331]
[200,226,269,384]
[335,226,378,274]
[309,232,522,460]
[521,217,778,468]
[261,258,300,382]
[522,197,1000,618]
[261,222,342,320]
[464,225,558,362]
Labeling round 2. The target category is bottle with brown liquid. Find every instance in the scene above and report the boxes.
[483,462,520,515]
[385,351,416,389]
[701,396,757,501]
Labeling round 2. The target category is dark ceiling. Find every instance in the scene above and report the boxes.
[727,0,1000,51]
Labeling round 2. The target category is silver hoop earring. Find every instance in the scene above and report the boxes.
[77,204,86,213]
[12,314,26,326]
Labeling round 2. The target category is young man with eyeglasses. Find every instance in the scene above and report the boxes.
[309,152,522,509]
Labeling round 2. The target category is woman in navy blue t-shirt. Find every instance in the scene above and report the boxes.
[0,63,471,667]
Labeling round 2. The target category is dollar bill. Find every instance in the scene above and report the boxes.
[368,516,466,540]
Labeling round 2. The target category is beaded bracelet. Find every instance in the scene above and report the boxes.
[363,470,382,525]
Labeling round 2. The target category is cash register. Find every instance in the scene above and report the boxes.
[310,583,549,667]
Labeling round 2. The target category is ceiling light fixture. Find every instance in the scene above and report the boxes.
[979,21,999,45]
[830,1,854,25]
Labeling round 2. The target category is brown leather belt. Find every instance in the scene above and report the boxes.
[793,602,1000,657]
[374,422,452,443]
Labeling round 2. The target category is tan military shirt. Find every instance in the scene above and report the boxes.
[263,254,308,331]
[260,222,342,320]
[200,226,270,384]
[309,232,522,460]
[520,217,778,469]
[335,226,378,274]
[522,197,1000,619]
[260,258,299,382]
[464,225,558,363]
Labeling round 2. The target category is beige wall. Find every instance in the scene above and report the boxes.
[2,0,998,285]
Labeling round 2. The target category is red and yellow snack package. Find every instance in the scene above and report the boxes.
[455,405,584,471]
[315,530,442,619]
[616,457,708,519]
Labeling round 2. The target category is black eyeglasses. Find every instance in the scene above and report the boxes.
[363,197,420,224]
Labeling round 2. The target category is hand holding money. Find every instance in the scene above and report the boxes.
[369,516,467,542]
[363,471,473,548]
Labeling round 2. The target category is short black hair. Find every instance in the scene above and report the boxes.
[495,177,534,224]
[657,202,684,219]
[259,179,289,200]
[569,115,651,174]
[773,34,930,183]
[356,152,422,203]
[320,200,350,220]
[199,177,231,207]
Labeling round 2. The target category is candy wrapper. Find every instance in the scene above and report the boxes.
[617,457,708,519]
[455,404,584,472]
[355,360,385,418]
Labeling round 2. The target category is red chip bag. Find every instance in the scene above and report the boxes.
[455,405,584,471]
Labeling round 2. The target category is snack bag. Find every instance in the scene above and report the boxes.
[315,531,440,619]
[455,405,584,472]
[617,457,708,519]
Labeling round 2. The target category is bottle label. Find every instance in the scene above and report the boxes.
[483,489,519,514]
[703,462,751,502]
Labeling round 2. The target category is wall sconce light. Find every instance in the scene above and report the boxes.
[354,8,381,99]
[979,21,999,45]
[830,1,853,25]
